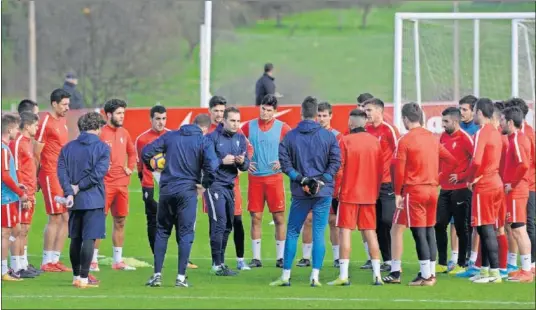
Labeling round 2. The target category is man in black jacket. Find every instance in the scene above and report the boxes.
[62,72,84,110]
[255,63,276,106]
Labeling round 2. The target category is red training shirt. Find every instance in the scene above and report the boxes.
[100,125,136,187]
[466,123,504,191]
[521,121,535,192]
[338,129,383,204]
[439,129,474,190]
[10,134,37,199]
[503,130,531,197]
[365,121,400,184]
[393,127,456,195]
[35,113,68,174]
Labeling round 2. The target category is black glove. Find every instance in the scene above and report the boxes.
[331,198,339,214]
[301,177,324,196]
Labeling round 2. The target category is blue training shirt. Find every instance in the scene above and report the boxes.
[1,143,19,205]
[248,119,283,177]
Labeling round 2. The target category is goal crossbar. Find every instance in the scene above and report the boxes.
[396,12,535,20]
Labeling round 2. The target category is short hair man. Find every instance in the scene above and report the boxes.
[36,88,72,272]
[57,112,109,288]
[1,114,27,281]
[205,95,252,270]
[434,107,474,275]
[142,113,219,287]
[363,98,400,273]
[9,112,41,278]
[17,99,39,115]
[504,98,536,272]
[270,96,341,286]
[298,101,342,269]
[392,103,456,286]
[134,105,169,255]
[459,95,480,136]
[205,107,250,276]
[62,72,84,110]
[499,107,533,282]
[465,98,505,283]
[328,109,384,286]
[241,94,291,268]
[357,93,374,110]
[92,99,137,271]
[255,63,276,106]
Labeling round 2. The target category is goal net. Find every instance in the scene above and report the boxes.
[393,12,535,130]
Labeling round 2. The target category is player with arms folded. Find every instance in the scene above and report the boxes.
[93,99,137,271]
[36,89,72,272]
[270,96,341,287]
[435,107,474,275]
[499,107,534,283]
[328,109,383,286]
[465,98,505,284]
[57,112,110,288]
[242,94,291,268]
[392,103,456,286]
[1,114,27,281]
[142,114,219,287]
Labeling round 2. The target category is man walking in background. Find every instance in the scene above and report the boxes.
[92,99,136,271]
[142,114,218,287]
[57,112,109,288]
[255,63,277,106]
[62,72,84,110]
[242,94,291,268]
[270,96,341,287]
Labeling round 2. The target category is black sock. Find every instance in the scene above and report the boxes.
[233,215,245,258]
[477,226,490,267]
[481,225,499,269]
[70,238,82,277]
[80,239,95,278]
[411,227,430,261]
[426,227,437,263]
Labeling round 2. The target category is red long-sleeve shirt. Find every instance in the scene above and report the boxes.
[503,130,531,197]
[338,129,383,204]
[465,123,503,191]
[439,129,474,190]
[2,142,24,197]
[10,134,37,198]
[521,121,535,192]
[100,125,136,186]
[135,128,170,188]
[365,121,400,184]
[393,127,456,195]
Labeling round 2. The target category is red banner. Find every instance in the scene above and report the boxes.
[43,102,535,141]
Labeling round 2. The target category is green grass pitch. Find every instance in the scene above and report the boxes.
[2,174,535,309]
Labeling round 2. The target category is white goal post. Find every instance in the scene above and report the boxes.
[393,12,536,131]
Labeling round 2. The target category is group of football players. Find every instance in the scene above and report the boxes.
[1,88,534,288]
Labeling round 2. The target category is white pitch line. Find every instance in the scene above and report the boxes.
[3,295,534,306]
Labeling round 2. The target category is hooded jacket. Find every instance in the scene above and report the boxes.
[205,123,250,188]
[57,132,110,210]
[279,120,341,199]
[142,124,219,196]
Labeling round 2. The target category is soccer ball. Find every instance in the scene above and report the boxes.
[150,153,166,171]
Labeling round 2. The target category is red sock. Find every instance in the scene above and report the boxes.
[476,244,482,268]
[497,234,508,269]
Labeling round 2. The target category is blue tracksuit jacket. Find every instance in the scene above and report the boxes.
[278,120,341,199]
[142,124,219,196]
[460,119,479,136]
[57,132,110,210]
[205,123,250,188]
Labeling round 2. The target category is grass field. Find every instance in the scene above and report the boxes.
[2,174,535,309]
